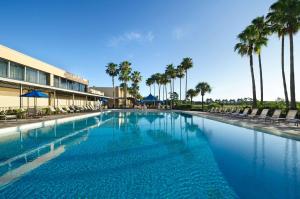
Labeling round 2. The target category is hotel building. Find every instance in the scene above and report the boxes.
[0,45,107,110]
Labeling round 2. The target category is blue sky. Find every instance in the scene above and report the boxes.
[0,0,299,101]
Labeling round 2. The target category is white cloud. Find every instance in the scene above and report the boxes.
[172,27,185,40]
[108,31,154,47]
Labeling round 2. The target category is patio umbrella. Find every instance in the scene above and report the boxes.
[142,94,158,102]
[21,90,49,114]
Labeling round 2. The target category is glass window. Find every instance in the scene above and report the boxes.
[39,71,49,85]
[10,62,24,81]
[79,84,86,92]
[67,80,73,90]
[73,82,79,91]
[60,78,67,89]
[26,67,38,83]
[0,59,8,78]
[54,76,60,87]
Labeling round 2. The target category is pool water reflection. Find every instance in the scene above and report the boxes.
[0,111,299,198]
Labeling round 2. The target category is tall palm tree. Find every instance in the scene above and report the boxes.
[267,9,290,108]
[105,62,119,108]
[165,64,177,101]
[130,71,142,104]
[150,74,157,98]
[186,89,198,105]
[268,0,300,109]
[146,77,154,94]
[252,16,269,104]
[160,73,169,103]
[153,73,162,100]
[118,61,132,107]
[176,64,185,102]
[196,82,212,110]
[181,57,193,101]
[234,25,258,108]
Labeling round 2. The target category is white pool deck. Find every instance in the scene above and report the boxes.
[0,109,299,140]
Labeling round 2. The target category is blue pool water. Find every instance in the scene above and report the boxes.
[0,111,299,198]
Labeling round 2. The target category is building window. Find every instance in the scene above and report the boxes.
[10,62,24,81]
[26,67,38,83]
[60,78,67,89]
[39,71,49,85]
[54,76,60,87]
[0,59,8,78]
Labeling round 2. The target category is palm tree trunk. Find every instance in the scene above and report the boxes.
[179,78,182,101]
[165,85,168,102]
[258,53,263,104]
[190,97,192,105]
[158,84,161,101]
[172,79,175,100]
[289,32,296,110]
[124,82,127,108]
[281,36,289,108]
[112,77,115,108]
[249,54,257,108]
[170,82,172,108]
[162,85,165,102]
[185,70,188,101]
[150,85,152,94]
[202,95,204,110]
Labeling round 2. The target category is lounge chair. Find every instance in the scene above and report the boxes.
[64,106,74,113]
[228,109,241,117]
[235,108,250,118]
[58,106,67,114]
[255,109,269,121]
[0,111,17,121]
[245,108,259,119]
[266,109,282,123]
[49,106,58,114]
[278,110,299,126]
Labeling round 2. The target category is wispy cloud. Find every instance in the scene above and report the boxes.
[108,31,154,47]
[172,26,191,40]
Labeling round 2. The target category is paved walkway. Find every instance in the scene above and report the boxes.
[183,111,300,140]
[0,112,101,129]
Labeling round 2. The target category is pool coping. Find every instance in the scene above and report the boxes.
[0,111,110,137]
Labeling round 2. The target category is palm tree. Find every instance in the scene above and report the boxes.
[153,73,162,100]
[176,64,185,102]
[268,0,300,109]
[160,73,170,103]
[118,61,132,107]
[181,57,193,101]
[196,82,212,110]
[131,71,142,104]
[234,25,258,108]
[165,64,177,101]
[186,89,198,105]
[150,74,157,98]
[252,16,269,104]
[105,62,119,108]
[146,77,154,94]
[267,9,289,108]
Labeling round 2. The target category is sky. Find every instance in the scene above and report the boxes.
[0,0,299,101]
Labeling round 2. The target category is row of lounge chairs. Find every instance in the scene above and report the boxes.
[0,105,102,121]
[209,107,300,126]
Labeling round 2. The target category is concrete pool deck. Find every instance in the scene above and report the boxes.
[183,111,300,140]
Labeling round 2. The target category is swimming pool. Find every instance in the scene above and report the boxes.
[0,111,299,198]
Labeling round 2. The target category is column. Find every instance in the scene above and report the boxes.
[54,91,56,108]
[19,84,23,108]
[72,94,75,106]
